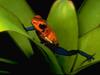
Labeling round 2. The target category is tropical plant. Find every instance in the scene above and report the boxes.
[0,0,100,74]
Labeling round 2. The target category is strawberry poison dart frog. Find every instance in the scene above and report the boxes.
[25,15,95,63]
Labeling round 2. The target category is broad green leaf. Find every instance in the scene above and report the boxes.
[0,6,33,58]
[0,0,40,49]
[73,27,100,74]
[0,0,34,55]
[78,0,100,37]
[0,0,36,39]
[73,0,100,74]
[47,0,78,73]
[0,0,34,26]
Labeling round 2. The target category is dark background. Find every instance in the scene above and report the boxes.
[0,0,99,75]
[26,0,84,19]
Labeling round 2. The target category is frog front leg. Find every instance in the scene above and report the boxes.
[25,26,35,31]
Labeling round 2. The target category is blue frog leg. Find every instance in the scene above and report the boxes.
[52,46,77,56]
[49,45,94,61]
[25,26,34,31]
[78,50,95,60]
[47,45,78,56]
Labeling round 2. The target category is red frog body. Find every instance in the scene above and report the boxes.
[31,15,58,45]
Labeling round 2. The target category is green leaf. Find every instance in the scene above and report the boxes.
[73,27,100,74]
[0,0,40,47]
[47,0,78,73]
[73,0,100,74]
[0,0,37,58]
[0,6,33,58]
[0,0,34,26]
[0,0,36,39]
[78,0,100,37]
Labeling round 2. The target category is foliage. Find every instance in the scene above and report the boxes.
[0,0,100,74]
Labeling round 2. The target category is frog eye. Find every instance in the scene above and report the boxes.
[39,24,47,29]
